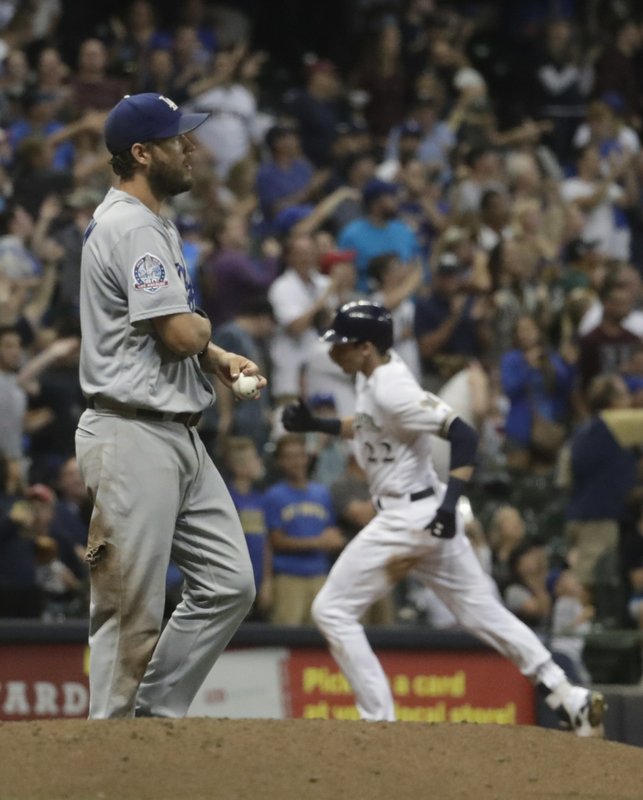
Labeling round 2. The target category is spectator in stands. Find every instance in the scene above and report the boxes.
[489,505,528,595]
[367,251,422,378]
[283,58,346,168]
[533,19,594,166]
[183,44,262,178]
[577,264,643,339]
[48,188,102,324]
[621,342,643,408]
[560,143,635,262]
[267,233,340,406]
[503,538,552,630]
[593,19,641,122]
[211,299,275,452]
[138,47,178,99]
[351,16,407,142]
[302,251,360,419]
[477,188,512,252]
[8,89,76,174]
[15,333,81,481]
[378,120,422,182]
[326,152,374,234]
[0,203,41,284]
[386,95,455,183]
[558,237,605,297]
[395,157,449,264]
[51,455,89,568]
[337,177,421,292]
[305,393,348,489]
[511,198,559,281]
[450,144,504,216]
[488,238,553,358]
[500,315,575,472]
[572,98,640,166]
[577,280,641,395]
[169,25,212,104]
[109,0,171,86]
[224,437,272,621]
[0,49,31,124]
[0,325,28,462]
[414,252,490,391]
[256,123,327,235]
[200,213,280,327]
[69,38,127,114]
[0,470,43,618]
[549,566,594,685]
[563,375,643,618]
[33,47,71,118]
[432,224,491,294]
[11,136,73,219]
[264,434,344,624]
[26,482,83,620]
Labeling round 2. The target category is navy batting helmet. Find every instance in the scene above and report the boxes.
[321,300,393,351]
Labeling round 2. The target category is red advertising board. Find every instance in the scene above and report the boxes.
[286,649,536,724]
[0,643,536,724]
[0,644,89,720]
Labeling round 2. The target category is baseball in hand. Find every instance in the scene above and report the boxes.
[231,373,260,400]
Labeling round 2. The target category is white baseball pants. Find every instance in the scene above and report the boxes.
[312,494,566,720]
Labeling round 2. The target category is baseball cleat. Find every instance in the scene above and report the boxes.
[562,688,606,738]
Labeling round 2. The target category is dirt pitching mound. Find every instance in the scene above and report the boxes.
[2,718,642,800]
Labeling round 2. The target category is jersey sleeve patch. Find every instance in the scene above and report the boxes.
[132,253,169,294]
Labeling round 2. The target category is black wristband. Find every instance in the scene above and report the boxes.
[312,417,341,435]
[440,476,467,514]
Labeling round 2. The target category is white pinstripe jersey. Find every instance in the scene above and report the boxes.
[353,350,457,497]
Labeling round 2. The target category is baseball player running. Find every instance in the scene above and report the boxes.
[282,300,604,736]
[76,93,265,718]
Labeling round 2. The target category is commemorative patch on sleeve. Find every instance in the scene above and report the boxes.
[132,253,169,293]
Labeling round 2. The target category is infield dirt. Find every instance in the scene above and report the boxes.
[1,717,641,800]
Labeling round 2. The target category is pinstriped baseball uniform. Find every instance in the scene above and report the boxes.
[76,187,255,719]
[312,352,569,721]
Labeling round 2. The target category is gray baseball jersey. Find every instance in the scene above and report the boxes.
[79,188,213,413]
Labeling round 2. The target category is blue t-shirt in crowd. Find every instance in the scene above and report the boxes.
[414,293,481,360]
[500,349,575,445]
[9,120,75,171]
[338,218,421,292]
[567,416,638,521]
[229,485,268,590]
[256,158,314,223]
[264,481,335,577]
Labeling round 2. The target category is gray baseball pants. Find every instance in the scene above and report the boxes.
[75,409,255,719]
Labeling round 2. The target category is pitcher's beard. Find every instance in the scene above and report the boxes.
[148,161,193,197]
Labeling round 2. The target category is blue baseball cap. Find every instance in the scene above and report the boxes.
[362,178,398,207]
[104,93,209,155]
[274,204,314,233]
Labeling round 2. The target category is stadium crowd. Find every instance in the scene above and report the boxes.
[0,0,642,682]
